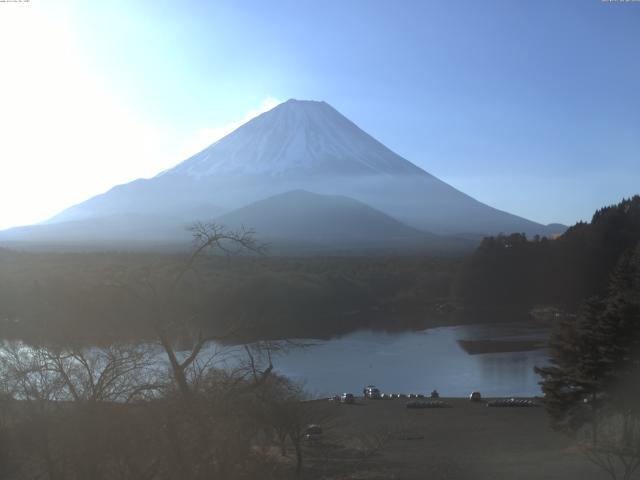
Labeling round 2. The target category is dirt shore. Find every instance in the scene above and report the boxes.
[304,397,607,479]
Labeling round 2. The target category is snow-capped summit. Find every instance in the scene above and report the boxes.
[0,98,565,250]
[161,99,425,178]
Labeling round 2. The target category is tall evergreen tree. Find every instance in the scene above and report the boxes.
[536,243,640,434]
[599,245,640,416]
[535,297,610,438]
[536,243,640,479]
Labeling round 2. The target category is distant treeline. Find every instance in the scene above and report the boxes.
[0,251,462,344]
[455,195,640,310]
[4,196,636,345]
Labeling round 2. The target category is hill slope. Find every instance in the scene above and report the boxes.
[215,190,458,251]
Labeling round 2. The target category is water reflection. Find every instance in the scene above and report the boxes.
[3,322,551,399]
[269,323,550,398]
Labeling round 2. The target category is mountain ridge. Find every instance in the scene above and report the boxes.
[0,99,565,250]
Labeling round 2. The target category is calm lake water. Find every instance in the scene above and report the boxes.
[262,322,550,398]
[5,322,550,399]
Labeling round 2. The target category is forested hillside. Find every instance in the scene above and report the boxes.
[455,196,640,310]
[0,251,460,344]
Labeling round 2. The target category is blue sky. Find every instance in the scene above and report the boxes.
[0,0,638,228]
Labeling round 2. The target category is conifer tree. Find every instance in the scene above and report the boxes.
[536,243,640,479]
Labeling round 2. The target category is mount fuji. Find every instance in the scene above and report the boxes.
[0,99,562,251]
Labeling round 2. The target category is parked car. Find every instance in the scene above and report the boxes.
[341,393,355,404]
[328,394,341,402]
[304,424,323,442]
[364,385,381,399]
[469,391,482,402]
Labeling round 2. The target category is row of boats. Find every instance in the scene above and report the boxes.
[486,398,538,408]
[405,397,539,408]
[329,386,539,408]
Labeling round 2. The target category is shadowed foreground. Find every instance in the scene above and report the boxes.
[299,397,605,479]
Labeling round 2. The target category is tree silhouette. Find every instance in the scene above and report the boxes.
[536,243,640,479]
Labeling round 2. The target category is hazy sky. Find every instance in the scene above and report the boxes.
[1,0,638,229]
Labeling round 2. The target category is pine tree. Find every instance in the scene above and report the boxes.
[536,243,640,478]
[598,245,640,416]
[535,297,610,439]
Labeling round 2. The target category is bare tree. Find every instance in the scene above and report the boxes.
[251,375,335,480]
[130,223,280,479]
[0,223,305,480]
[116,223,266,399]
[0,340,165,480]
[578,411,640,480]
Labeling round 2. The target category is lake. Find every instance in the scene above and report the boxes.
[263,322,550,398]
[3,321,550,400]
